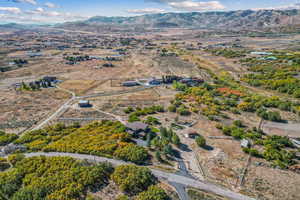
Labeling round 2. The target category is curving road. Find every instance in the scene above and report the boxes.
[23,152,255,200]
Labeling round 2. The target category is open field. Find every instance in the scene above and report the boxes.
[0,88,70,133]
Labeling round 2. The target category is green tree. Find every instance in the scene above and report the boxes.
[155,151,163,162]
[171,134,180,146]
[163,144,174,157]
[233,120,243,127]
[177,106,191,116]
[196,136,206,148]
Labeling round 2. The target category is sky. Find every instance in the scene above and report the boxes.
[0,0,300,24]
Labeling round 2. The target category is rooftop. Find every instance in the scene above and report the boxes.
[126,122,149,131]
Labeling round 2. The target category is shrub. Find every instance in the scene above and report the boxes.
[231,128,245,139]
[233,120,244,127]
[111,165,156,195]
[7,154,25,166]
[116,195,129,200]
[171,134,180,146]
[124,107,135,114]
[177,106,191,116]
[173,81,188,91]
[0,131,18,146]
[238,102,256,112]
[0,156,113,200]
[222,126,232,136]
[163,144,174,156]
[257,109,283,122]
[0,158,10,171]
[156,151,163,163]
[128,113,141,122]
[114,144,149,164]
[168,105,177,112]
[145,116,160,125]
[196,136,206,148]
[135,185,169,200]
[242,148,261,157]
[215,123,223,130]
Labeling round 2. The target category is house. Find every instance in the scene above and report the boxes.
[179,78,204,86]
[162,75,181,84]
[291,139,300,148]
[1,144,27,155]
[250,51,273,56]
[147,78,162,86]
[185,132,200,139]
[27,52,43,57]
[78,100,91,108]
[102,63,114,67]
[42,76,57,82]
[126,122,149,137]
[122,81,140,87]
[241,139,251,148]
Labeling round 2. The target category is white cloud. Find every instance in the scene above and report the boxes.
[1,12,88,24]
[127,8,165,14]
[253,3,300,11]
[10,0,37,5]
[45,2,57,8]
[36,7,44,12]
[2,1,86,24]
[26,8,74,17]
[168,1,225,11]
[0,7,21,14]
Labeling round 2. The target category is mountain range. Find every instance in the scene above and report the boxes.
[62,9,300,30]
[2,9,300,33]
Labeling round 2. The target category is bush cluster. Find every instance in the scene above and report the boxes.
[15,121,149,164]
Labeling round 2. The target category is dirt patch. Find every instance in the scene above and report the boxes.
[244,163,300,200]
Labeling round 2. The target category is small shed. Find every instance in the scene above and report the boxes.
[241,139,250,148]
[78,100,91,108]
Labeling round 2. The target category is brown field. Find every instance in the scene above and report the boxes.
[0,88,70,133]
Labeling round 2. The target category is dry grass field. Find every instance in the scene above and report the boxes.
[0,88,70,133]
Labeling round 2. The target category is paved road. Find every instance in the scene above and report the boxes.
[173,157,193,200]
[23,152,255,200]
[76,86,154,99]
[30,86,76,131]
[31,98,74,131]
[262,121,300,136]
[169,182,190,200]
[57,118,110,121]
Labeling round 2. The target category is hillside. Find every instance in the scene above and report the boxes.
[60,9,300,30]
